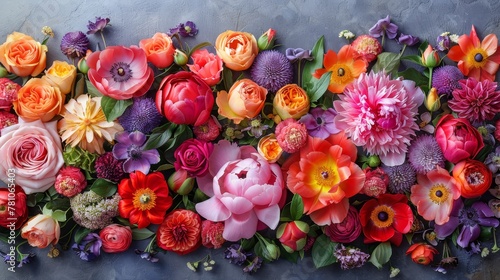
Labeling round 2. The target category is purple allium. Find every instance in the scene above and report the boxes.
[118,97,164,134]
[333,244,370,270]
[250,50,293,92]
[398,33,420,46]
[87,17,110,34]
[224,244,252,265]
[285,48,313,63]
[434,199,500,249]
[72,233,102,262]
[243,256,263,274]
[300,107,340,139]
[432,65,464,96]
[382,162,416,194]
[95,152,125,182]
[135,249,159,263]
[60,31,90,58]
[368,15,398,39]
[408,135,445,174]
[169,21,198,37]
[112,131,160,174]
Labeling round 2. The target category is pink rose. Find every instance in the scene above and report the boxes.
[324,206,362,243]
[21,214,60,248]
[156,71,214,126]
[0,78,20,110]
[187,49,223,87]
[0,120,64,194]
[99,224,133,253]
[0,185,27,230]
[173,138,213,177]
[435,114,484,164]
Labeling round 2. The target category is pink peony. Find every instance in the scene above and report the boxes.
[187,49,223,87]
[333,72,424,166]
[54,166,87,197]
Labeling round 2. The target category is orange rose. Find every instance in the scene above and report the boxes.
[0,32,47,77]
[21,214,60,248]
[452,159,492,198]
[13,78,64,122]
[258,134,283,163]
[215,30,258,71]
[216,78,267,124]
[139,32,175,69]
[273,84,310,120]
[42,60,77,95]
[405,243,438,265]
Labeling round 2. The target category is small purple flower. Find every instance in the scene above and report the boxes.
[436,33,451,51]
[243,256,263,274]
[368,15,398,39]
[72,233,102,262]
[17,253,36,268]
[112,131,160,174]
[169,21,198,37]
[285,48,313,63]
[333,244,370,270]
[397,33,420,46]
[224,244,252,265]
[251,50,293,92]
[408,134,445,174]
[299,107,340,139]
[60,31,90,58]
[87,17,110,34]
[118,97,165,134]
[135,249,159,263]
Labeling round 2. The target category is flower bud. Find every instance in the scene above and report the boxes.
[0,65,8,78]
[174,49,189,66]
[276,221,309,253]
[77,49,92,74]
[367,155,381,168]
[265,242,280,261]
[425,87,440,112]
[257,28,276,51]
[168,169,195,195]
[421,45,439,68]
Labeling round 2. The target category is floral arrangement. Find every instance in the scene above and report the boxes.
[0,14,500,277]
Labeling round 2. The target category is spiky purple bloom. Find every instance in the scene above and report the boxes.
[369,15,398,39]
[60,31,90,58]
[118,97,164,134]
[250,50,293,92]
[95,152,125,182]
[72,233,102,262]
[408,135,445,174]
[382,162,416,194]
[112,131,160,174]
[87,17,110,34]
[398,33,419,46]
[300,107,340,139]
[434,199,499,249]
[432,65,464,96]
[169,21,198,37]
[285,48,313,63]
[333,244,370,270]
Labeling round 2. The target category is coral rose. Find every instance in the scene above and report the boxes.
[273,84,310,120]
[139,32,175,69]
[0,185,28,230]
[99,224,133,253]
[21,214,60,248]
[41,60,77,95]
[13,78,64,122]
[187,49,223,86]
[157,209,202,255]
[452,159,492,198]
[216,78,268,124]
[215,30,258,71]
[0,32,47,77]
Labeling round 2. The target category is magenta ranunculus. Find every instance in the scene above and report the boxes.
[155,71,214,126]
[87,45,154,100]
[435,114,484,164]
[195,140,284,241]
[173,138,213,177]
[324,206,362,243]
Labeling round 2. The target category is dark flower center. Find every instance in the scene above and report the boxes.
[110,62,133,82]
[459,207,478,226]
[321,171,329,179]
[337,68,345,77]
[474,53,484,62]
[435,190,443,197]
[129,146,142,159]
[316,117,324,125]
[173,225,187,242]
[378,211,388,221]
[236,170,247,179]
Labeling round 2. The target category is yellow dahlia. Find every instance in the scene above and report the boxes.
[58,94,123,154]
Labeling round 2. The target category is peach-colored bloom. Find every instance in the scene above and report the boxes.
[187,49,223,86]
[42,60,77,95]
[406,243,438,265]
[139,32,175,69]
[0,32,47,77]
[215,30,258,71]
[273,84,310,120]
[21,214,60,248]
[13,78,64,122]
[257,133,283,163]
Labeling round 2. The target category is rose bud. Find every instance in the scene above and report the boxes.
[0,186,28,230]
[276,221,310,253]
[258,28,276,51]
[421,44,440,68]
[424,88,440,112]
[406,243,438,265]
[174,49,189,66]
[168,169,195,195]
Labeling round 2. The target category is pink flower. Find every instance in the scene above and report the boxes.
[99,224,133,253]
[187,49,223,87]
[333,72,424,166]
[275,118,308,153]
[410,166,461,225]
[21,214,60,248]
[201,220,225,249]
[0,120,64,194]
[193,115,221,142]
[195,140,284,241]
[87,45,154,100]
[0,110,18,130]
[359,167,389,197]
[54,166,87,197]
[0,77,20,110]
[276,221,309,253]
[324,206,362,243]
[173,138,213,177]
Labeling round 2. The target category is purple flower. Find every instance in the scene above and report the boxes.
[169,21,198,37]
[434,199,500,249]
[398,33,419,46]
[333,244,370,270]
[72,233,102,261]
[243,256,263,274]
[87,17,110,34]
[368,15,398,39]
[432,65,464,96]
[118,97,164,134]
[135,249,159,263]
[299,107,340,139]
[285,48,313,63]
[112,131,160,174]
[17,253,36,268]
[60,31,90,58]
[250,50,293,92]
[382,162,416,194]
[408,134,445,174]
[224,244,252,265]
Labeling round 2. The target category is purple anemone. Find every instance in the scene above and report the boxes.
[299,107,340,139]
[112,131,160,174]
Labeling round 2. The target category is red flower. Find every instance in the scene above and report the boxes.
[453,159,492,198]
[118,171,172,228]
[157,209,202,255]
[359,193,413,246]
[0,185,28,230]
[201,220,225,249]
[406,243,438,265]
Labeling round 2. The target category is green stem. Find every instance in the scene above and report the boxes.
[492,228,499,253]
[100,31,107,48]
[428,67,434,90]
[144,234,157,253]
[381,34,385,49]
[15,240,28,262]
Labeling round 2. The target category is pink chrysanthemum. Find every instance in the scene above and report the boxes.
[275,118,308,153]
[448,78,500,123]
[333,72,424,166]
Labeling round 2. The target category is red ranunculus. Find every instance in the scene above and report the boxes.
[99,224,133,253]
[0,185,28,230]
[324,206,362,243]
[453,159,492,198]
[157,209,202,255]
[173,138,213,177]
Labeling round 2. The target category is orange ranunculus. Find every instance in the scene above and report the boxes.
[216,78,267,124]
[258,133,283,163]
[452,159,492,198]
[42,60,77,95]
[215,30,258,71]
[313,45,368,94]
[139,32,175,69]
[273,84,310,120]
[405,243,438,265]
[13,78,64,122]
[0,32,47,77]
[21,214,60,248]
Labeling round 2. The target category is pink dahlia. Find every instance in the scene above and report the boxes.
[333,72,424,166]
[448,78,500,123]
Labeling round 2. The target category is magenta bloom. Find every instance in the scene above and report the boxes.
[369,15,398,39]
[300,107,340,139]
[112,131,160,174]
[173,138,213,177]
[333,72,424,166]
[87,45,154,100]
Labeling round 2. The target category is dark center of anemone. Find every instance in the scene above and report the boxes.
[378,211,389,221]
[321,171,329,179]
[110,62,133,82]
[435,190,443,197]
[316,117,324,125]
[128,145,142,159]
[474,53,484,62]
[337,68,345,77]
[459,207,479,226]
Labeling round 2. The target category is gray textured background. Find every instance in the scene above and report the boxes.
[1,0,500,279]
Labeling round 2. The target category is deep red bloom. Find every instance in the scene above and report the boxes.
[157,209,202,255]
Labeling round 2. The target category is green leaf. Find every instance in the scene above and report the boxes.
[308,71,332,102]
[290,194,304,220]
[90,178,117,197]
[222,67,234,90]
[51,209,67,222]
[182,195,196,211]
[155,163,174,172]
[372,52,401,77]
[115,216,132,227]
[369,242,392,269]
[72,73,86,99]
[101,95,133,122]
[86,80,103,97]
[143,123,174,150]
[397,68,428,89]
[401,55,423,66]
[45,198,71,211]
[302,36,325,93]
[479,226,493,240]
[279,247,300,263]
[132,227,155,240]
[74,227,92,244]
[165,124,193,151]
[312,234,337,268]
[187,41,212,57]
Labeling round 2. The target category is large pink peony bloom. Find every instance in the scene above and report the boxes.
[87,45,154,100]
[195,140,284,241]
[333,72,424,166]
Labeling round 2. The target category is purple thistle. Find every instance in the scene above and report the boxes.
[250,50,293,92]
[432,65,464,96]
[300,107,340,139]
[285,48,313,63]
[60,31,90,58]
[87,17,110,34]
[369,15,398,39]
[112,131,160,174]
[95,152,125,182]
[398,33,419,46]
[169,21,198,37]
[382,162,416,194]
[118,97,164,134]
[333,244,370,270]
[408,135,445,174]
[72,233,102,262]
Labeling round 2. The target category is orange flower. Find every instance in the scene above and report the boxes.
[215,30,258,71]
[448,25,500,81]
[257,133,283,163]
[42,60,77,95]
[157,209,202,255]
[273,84,310,120]
[313,45,367,94]
[14,78,64,122]
[452,159,492,198]
[0,32,47,77]
[139,32,175,69]
[406,243,438,265]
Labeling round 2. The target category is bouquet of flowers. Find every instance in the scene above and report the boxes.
[0,14,499,277]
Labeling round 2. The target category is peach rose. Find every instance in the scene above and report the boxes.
[273,84,310,120]
[139,32,175,69]
[215,30,258,71]
[216,78,267,124]
[258,134,283,163]
[0,32,47,77]
[187,49,223,86]
[21,214,60,248]
[13,78,64,122]
[42,60,77,95]
[99,224,133,253]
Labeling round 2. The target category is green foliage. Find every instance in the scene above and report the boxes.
[290,194,304,221]
[101,95,133,122]
[302,36,325,93]
[132,228,155,240]
[312,234,337,268]
[368,242,392,269]
[90,178,117,197]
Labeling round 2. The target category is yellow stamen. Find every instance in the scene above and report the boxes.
[133,188,157,211]
[466,48,488,68]
[428,184,449,204]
